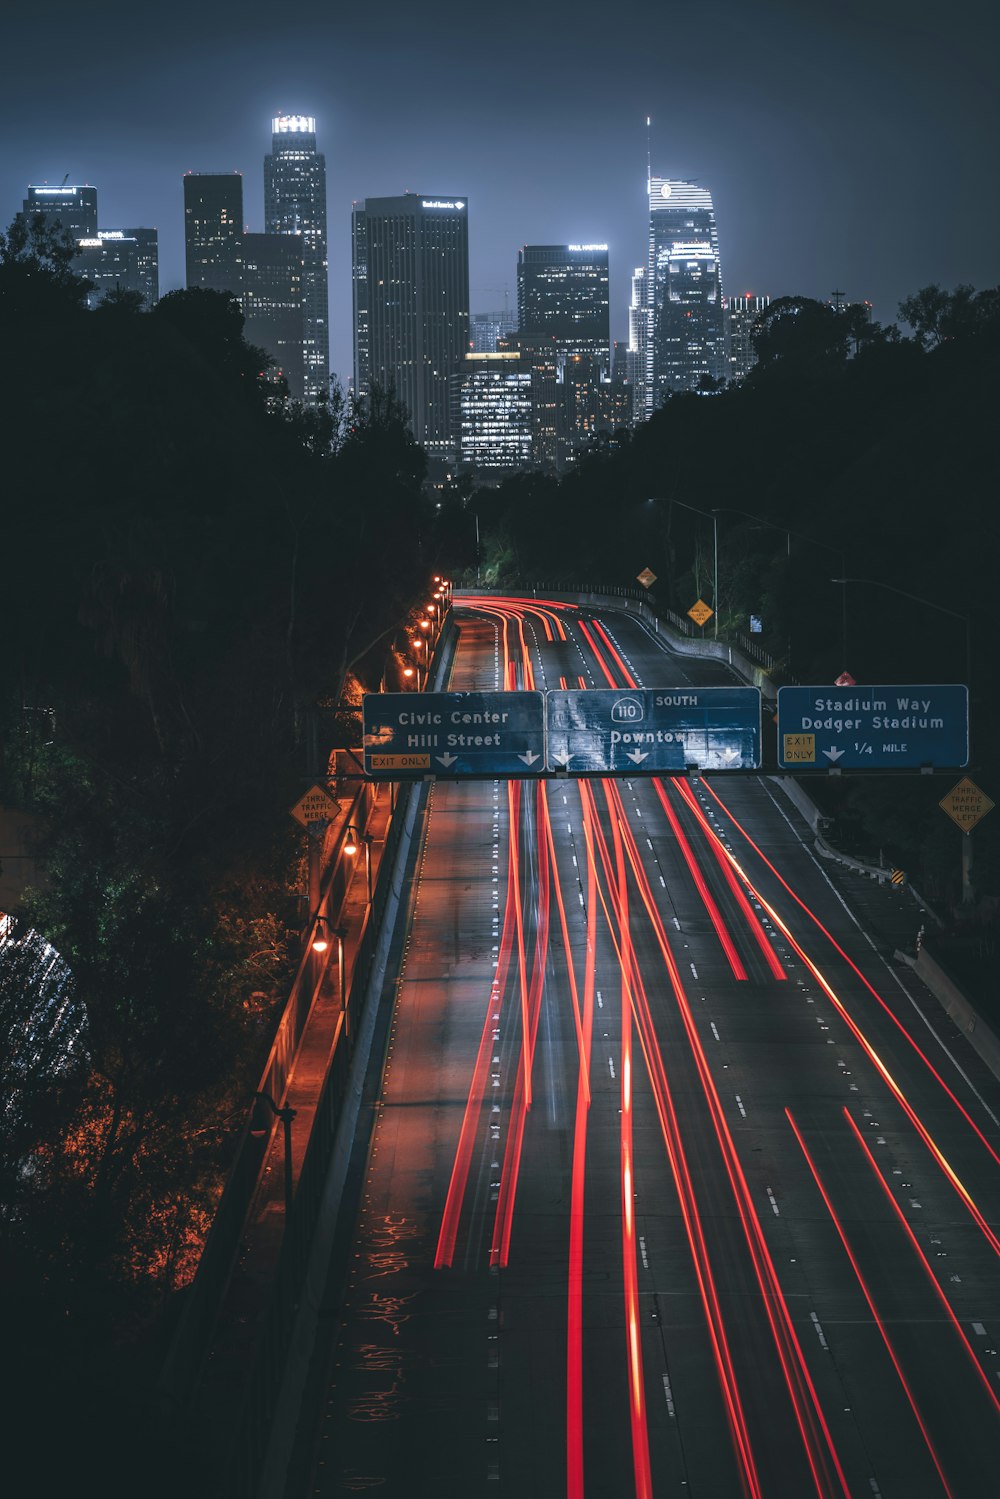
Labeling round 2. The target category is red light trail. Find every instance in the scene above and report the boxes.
[787,1108,956,1498]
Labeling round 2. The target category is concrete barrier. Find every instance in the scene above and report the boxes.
[898,945,1000,1084]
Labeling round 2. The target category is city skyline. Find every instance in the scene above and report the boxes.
[4,0,997,385]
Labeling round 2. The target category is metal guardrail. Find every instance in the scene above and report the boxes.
[528,586,784,678]
[226,608,458,1494]
[227,774,421,1497]
[157,786,374,1419]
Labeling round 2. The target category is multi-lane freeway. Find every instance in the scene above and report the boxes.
[290,597,1000,1498]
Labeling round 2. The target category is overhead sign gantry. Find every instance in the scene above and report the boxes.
[776,684,969,769]
[363,691,546,778]
[546,687,761,773]
[362,683,969,780]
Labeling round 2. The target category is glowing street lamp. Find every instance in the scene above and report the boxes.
[311,917,348,1001]
[344,825,374,902]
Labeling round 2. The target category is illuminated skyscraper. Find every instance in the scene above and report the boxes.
[352,194,470,461]
[516,244,610,367]
[22,185,98,240]
[453,352,532,473]
[727,293,769,381]
[516,244,611,466]
[470,307,517,353]
[646,177,727,409]
[351,205,369,403]
[21,187,156,309]
[183,173,243,297]
[627,264,649,423]
[76,230,160,309]
[264,115,329,403]
[242,233,305,399]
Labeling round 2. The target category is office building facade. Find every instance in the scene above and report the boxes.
[516,243,611,466]
[351,206,369,404]
[727,293,769,381]
[517,244,610,367]
[627,264,650,424]
[183,173,243,297]
[453,352,532,473]
[353,194,470,461]
[23,186,157,309]
[76,230,159,310]
[242,233,305,399]
[470,308,517,354]
[646,177,727,409]
[264,115,329,403]
[22,185,98,241]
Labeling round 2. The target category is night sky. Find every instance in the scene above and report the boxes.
[4,0,997,384]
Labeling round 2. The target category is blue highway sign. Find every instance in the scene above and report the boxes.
[546,687,761,773]
[777,684,969,769]
[363,691,546,777]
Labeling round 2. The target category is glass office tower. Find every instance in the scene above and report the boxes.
[242,232,306,399]
[454,352,532,473]
[727,293,770,381]
[470,308,517,353]
[264,115,329,403]
[183,173,244,297]
[78,230,158,309]
[22,184,98,240]
[352,194,470,461]
[516,243,611,466]
[647,177,727,409]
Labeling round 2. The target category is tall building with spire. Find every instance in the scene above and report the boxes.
[264,114,329,403]
[646,176,727,410]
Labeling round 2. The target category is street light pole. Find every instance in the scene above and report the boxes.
[830,577,972,692]
[653,497,719,639]
[252,1091,297,1220]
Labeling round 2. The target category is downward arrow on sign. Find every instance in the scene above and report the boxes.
[552,752,572,767]
[436,753,458,768]
[518,751,540,766]
[626,750,649,764]
[823,746,845,762]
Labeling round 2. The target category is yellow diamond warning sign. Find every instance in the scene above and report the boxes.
[782,733,816,764]
[939,777,995,833]
[289,783,339,828]
[688,598,714,627]
[636,566,657,589]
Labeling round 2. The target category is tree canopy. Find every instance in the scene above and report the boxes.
[434,282,1000,901]
[0,224,434,1494]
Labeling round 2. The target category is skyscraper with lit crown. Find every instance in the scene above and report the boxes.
[264,114,329,402]
[646,176,727,410]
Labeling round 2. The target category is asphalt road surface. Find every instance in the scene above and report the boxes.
[290,597,1000,1499]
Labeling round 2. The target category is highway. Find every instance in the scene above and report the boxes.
[291,597,1000,1498]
